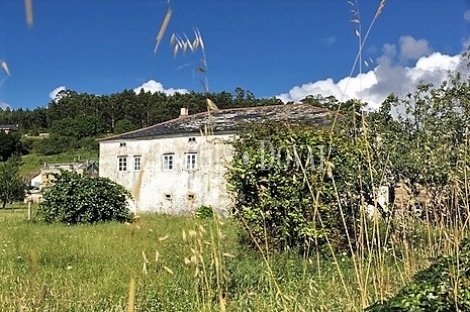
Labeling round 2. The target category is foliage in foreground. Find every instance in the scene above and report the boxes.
[37,171,131,224]
[366,237,470,311]
[228,120,379,252]
[0,210,439,311]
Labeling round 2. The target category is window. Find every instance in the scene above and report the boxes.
[187,194,195,201]
[164,194,172,200]
[163,153,174,170]
[134,156,141,171]
[188,137,196,142]
[118,156,127,171]
[185,152,197,170]
[120,142,126,147]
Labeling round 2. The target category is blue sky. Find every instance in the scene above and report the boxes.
[0,0,469,110]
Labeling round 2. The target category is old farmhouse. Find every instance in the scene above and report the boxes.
[98,103,335,214]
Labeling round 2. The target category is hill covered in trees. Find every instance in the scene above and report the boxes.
[0,87,282,156]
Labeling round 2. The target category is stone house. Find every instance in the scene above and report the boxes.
[98,104,335,214]
[0,124,19,134]
[30,160,99,191]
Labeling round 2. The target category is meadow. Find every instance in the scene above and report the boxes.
[0,205,455,311]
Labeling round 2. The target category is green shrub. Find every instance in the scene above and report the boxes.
[227,121,377,252]
[38,171,131,224]
[365,237,470,311]
[195,205,214,219]
[28,128,40,136]
[0,157,27,209]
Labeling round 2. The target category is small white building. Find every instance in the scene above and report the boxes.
[98,104,334,214]
[29,161,99,191]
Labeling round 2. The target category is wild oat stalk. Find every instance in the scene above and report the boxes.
[154,6,217,132]
[24,0,34,28]
[154,6,173,54]
[30,249,38,277]
[127,277,136,312]
[344,0,387,96]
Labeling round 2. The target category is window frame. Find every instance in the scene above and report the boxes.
[162,153,175,171]
[134,155,141,171]
[185,152,197,170]
[118,156,127,172]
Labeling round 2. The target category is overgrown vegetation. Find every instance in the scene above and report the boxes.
[226,55,470,309]
[366,237,470,311]
[228,120,375,252]
[37,171,131,224]
[0,209,438,311]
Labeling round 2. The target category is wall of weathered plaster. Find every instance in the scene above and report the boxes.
[39,164,86,191]
[99,133,235,214]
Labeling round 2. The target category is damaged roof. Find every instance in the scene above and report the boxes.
[0,124,19,131]
[99,103,336,142]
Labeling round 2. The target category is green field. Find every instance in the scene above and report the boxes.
[0,206,444,311]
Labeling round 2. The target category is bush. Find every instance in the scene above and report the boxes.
[38,171,131,224]
[0,157,27,209]
[227,121,376,252]
[365,237,470,311]
[195,205,214,219]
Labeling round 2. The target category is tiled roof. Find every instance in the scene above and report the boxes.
[0,124,18,131]
[98,103,336,142]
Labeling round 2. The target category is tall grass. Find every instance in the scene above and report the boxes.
[0,208,452,311]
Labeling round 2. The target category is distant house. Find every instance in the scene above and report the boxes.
[98,104,335,215]
[29,160,99,191]
[0,124,19,134]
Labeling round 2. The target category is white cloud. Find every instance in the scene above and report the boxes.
[277,36,461,110]
[49,86,67,102]
[0,102,11,110]
[465,10,470,23]
[398,36,431,62]
[133,80,188,96]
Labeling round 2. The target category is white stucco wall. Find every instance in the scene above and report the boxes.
[99,133,235,214]
[30,174,41,188]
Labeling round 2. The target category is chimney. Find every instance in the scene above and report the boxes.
[180,107,189,117]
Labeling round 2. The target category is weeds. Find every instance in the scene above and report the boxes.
[0,207,459,311]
